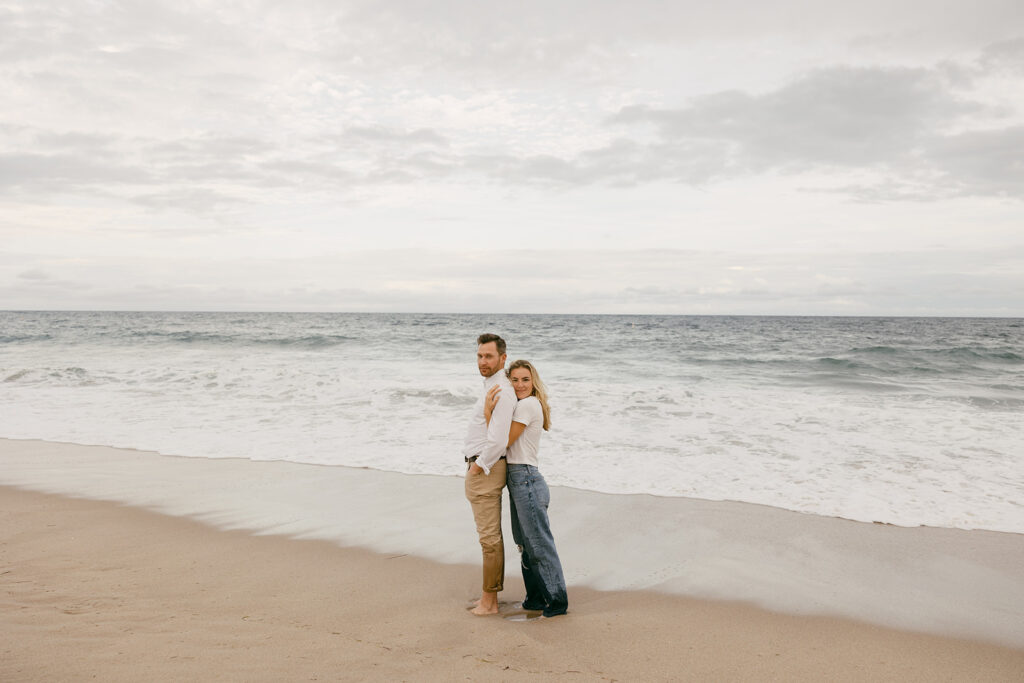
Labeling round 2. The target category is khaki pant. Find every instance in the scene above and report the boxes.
[464,458,506,593]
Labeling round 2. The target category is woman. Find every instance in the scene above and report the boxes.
[485,359,568,618]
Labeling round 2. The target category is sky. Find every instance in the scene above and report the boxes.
[2,0,1023,315]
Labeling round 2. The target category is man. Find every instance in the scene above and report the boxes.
[463,333,517,616]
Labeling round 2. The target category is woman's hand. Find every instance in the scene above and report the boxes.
[483,384,501,424]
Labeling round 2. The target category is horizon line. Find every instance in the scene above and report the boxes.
[3,309,1022,320]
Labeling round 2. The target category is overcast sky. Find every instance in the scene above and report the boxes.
[2,1,1022,315]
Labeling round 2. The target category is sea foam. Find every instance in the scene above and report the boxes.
[2,311,1021,532]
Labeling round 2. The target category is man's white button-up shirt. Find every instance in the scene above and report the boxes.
[462,370,517,475]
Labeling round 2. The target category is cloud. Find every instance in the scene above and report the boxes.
[0,2,1021,319]
[605,63,1024,199]
[4,247,1021,316]
[979,37,1024,74]
[334,127,449,147]
[434,59,1020,197]
[920,125,1024,197]
[815,124,1024,201]
[0,152,155,192]
[129,187,250,213]
[0,124,458,206]
[325,1,1024,77]
[3,3,1021,206]
[614,66,981,166]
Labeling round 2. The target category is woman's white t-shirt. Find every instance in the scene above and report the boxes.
[507,395,543,466]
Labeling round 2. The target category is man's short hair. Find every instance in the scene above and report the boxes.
[477,333,506,356]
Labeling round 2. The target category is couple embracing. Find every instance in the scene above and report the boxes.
[463,333,568,618]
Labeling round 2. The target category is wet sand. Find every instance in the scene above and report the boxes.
[2,438,1024,680]
[4,486,1024,681]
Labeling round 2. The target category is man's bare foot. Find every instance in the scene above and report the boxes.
[470,591,499,615]
[470,602,499,616]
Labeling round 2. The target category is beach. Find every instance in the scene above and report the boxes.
[2,439,1023,681]
[4,0,1023,673]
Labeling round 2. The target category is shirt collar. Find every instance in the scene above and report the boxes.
[482,371,506,387]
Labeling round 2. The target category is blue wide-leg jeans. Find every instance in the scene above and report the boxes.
[506,464,568,617]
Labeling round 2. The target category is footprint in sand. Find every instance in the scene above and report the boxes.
[502,602,544,621]
[503,612,543,622]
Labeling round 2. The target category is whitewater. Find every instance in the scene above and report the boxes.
[2,311,1021,532]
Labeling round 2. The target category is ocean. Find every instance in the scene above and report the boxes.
[1,311,1021,533]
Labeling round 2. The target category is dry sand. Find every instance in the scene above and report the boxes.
[4,485,1024,682]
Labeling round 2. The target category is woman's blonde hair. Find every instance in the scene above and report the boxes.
[508,359,551,431]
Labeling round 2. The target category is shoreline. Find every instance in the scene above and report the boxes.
[4,436,1019,536]
[2,438,1024,651]
[4,485,1024,681]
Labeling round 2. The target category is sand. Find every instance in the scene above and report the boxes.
[2,439,1024,680]
[3,487,1023,682]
